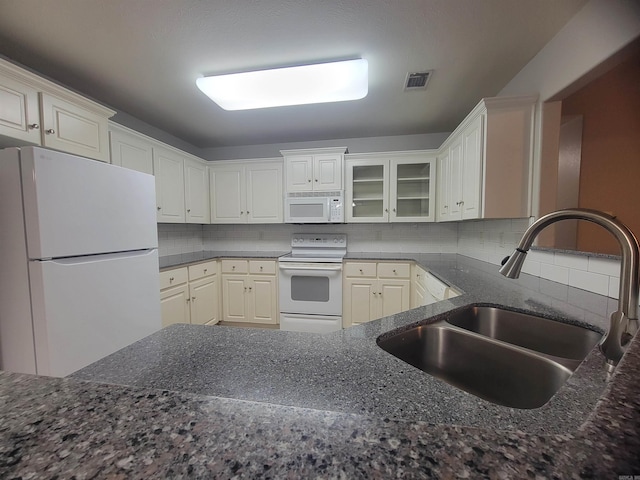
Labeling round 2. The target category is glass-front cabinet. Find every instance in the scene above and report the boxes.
[346,153,436,223]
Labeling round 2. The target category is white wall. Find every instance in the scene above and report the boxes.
[200,133,449,161]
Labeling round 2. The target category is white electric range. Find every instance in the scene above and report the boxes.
[278,234,346,333]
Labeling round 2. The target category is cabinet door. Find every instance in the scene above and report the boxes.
[448,137,463,220]
[210,164,246,223]
[248,276,277,324]
[189,276,219,325]
[390,157,435,222]
[285,155,313,192]
[160,284,190,327]
[0,72,41,145]
[343,278,376,326]
[346,158,389,223]
[222,276,247,321]
[246,162,283,223]
[109,129,153,174]
[184,158,210,224]
[378,280,411,317]
[436,152,450,221]
[40,92,109,162]
[313,154,342,190]
[153,147,186,223]
[461,114,484,220]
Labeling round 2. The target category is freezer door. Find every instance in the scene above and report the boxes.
[28,249,161,377]
[19,147,158,259]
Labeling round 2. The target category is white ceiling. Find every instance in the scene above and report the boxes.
[0,0,587,149]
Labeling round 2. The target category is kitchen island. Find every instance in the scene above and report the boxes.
[1,254,639,478]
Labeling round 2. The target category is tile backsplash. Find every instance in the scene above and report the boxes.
[158,219,627,301]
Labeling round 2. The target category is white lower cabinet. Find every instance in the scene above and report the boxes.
[221,259,278,324]
[159,261,220,327]
[343,261,411,327]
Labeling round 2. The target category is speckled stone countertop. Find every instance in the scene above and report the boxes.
[159,250,288,270]
[2,254,639,478]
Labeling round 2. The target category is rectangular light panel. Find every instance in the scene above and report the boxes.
[196,59,368,111]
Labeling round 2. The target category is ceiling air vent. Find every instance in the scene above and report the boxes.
[404,71,432,91]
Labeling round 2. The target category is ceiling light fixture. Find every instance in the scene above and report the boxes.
[196,59,368,111]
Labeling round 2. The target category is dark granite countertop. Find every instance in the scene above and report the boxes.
[2,253,639,478]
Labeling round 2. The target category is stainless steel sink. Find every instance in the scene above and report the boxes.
[377,306,602,409]
[446,306,602,369]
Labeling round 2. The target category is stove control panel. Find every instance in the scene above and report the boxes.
[291,234,347,248]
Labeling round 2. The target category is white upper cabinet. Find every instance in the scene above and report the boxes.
[282,147,346,192]
[184,157,210,224]
[0,69,40,145]
[436,95,537,222]
[109,124,154,174]
[0,58,115,161]
[210,160,283,224]
[346,152,436,223]
[153,146,186,223]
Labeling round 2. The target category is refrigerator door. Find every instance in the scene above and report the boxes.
[19,147,158,259]
[28,249,161,377]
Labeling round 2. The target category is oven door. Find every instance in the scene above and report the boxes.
[278,262,342,316]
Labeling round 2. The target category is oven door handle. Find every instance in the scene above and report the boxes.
[278,264,343,271]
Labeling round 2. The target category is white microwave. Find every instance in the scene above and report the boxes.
[284,191,344,223]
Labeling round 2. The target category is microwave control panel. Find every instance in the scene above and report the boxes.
[329,197,344,222]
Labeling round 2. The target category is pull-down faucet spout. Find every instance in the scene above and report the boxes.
[500,209,639,370]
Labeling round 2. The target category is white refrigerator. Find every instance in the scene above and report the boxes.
[0,146,162,377]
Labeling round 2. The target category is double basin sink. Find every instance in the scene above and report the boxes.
[377,305,602,409]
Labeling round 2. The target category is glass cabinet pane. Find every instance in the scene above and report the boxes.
[395,162,431,218]
[351,164,384,218]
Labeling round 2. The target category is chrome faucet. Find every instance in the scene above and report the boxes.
[500,208,639,370]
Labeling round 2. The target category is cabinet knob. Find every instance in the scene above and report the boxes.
[186,298,190,303]
[187,209,191,213]
[393,208,396,213]
[393,269,397,273]
[308,179,311,183]
[29,123,39,130]
[169,277,174,282]
[192,296,196,301]
[157,206,161,211]
[45,128,55,134]
[240,211,244,215]
[204,268,207,273]
[260,266,263,271]
[314,179,318,182]
[232,266,236,270]
[248,287,252,292]
[384,208,389,213]
[247,211,250,214]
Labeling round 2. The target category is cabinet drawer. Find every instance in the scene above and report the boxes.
[188,260,217,281]
[159,267,188,290]
[377,262,411,279]
[344,262,377,278]
[249,260,276,275]
[221,259,248,274]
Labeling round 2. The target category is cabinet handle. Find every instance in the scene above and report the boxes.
[46,128,55,134]
[29,123,39,130]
